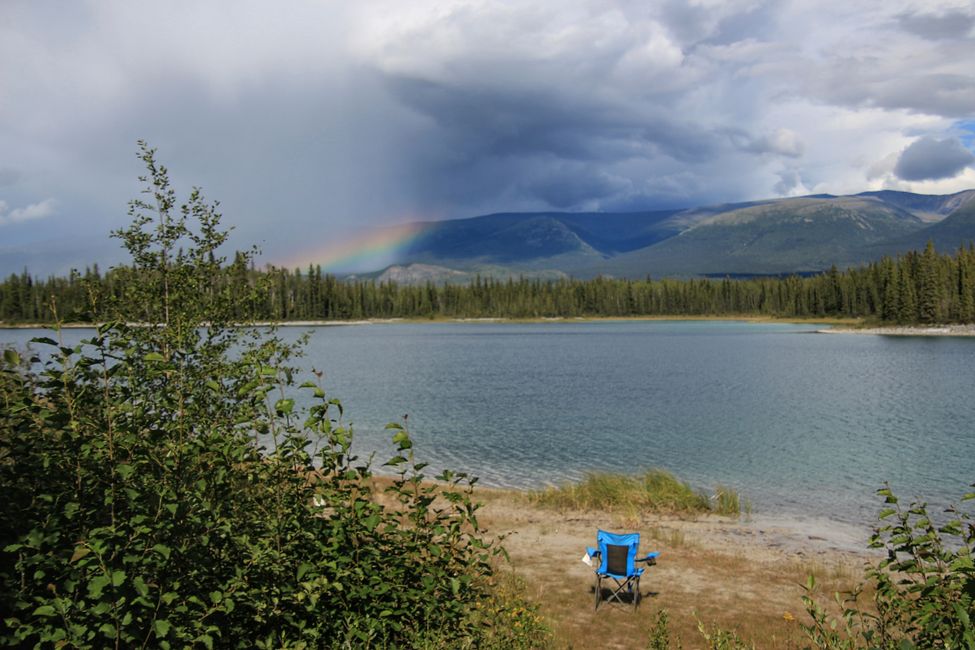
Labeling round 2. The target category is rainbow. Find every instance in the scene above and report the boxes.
[278,221,427,273]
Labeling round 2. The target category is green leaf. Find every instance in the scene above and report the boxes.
[363,514,381,531]
[144,352,165,362]
[32,605,57,617]
[155,619,171,638]
[153,544,171,560]
[391,430,412,449]
[297,562,311,581]
[3,348,19,365]
[275,398,294,415]
[29,336,59,347]
[88,574,111,599]
[133,576,149,598]
[384,422,403,430]
[111,570,126,587]
[70,545,91,563]
[209,591,223,604]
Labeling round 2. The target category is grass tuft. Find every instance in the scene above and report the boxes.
[528,469,744,516]
[712,484,747,516]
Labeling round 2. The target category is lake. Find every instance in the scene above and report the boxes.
[3,320,973,534]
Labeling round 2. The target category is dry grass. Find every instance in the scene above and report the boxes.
[475,486,869,649]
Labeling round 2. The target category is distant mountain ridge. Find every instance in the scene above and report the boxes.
[345,190,975,281]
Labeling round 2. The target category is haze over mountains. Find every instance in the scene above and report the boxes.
[355,190,975,282]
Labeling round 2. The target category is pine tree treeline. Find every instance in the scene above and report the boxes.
[2,241,974,325]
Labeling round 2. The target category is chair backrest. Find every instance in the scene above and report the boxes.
[596,529,639,578]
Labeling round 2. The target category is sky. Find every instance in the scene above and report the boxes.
[1,0,974,275]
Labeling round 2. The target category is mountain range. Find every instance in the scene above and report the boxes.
[351,190,975,281]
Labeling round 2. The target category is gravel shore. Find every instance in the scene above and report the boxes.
[818,324,975,336]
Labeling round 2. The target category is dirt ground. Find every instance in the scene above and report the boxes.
[476,490,875,649]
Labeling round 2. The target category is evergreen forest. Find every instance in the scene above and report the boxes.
[2,242,974,325]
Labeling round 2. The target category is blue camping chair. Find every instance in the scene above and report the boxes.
[586,529,659,609]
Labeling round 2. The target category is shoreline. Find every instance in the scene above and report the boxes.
[0,314,859,330]
[14,315,975,337]
[470,483,876,560]
[818,323,975,337]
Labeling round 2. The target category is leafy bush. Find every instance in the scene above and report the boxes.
[0,143,538,648]
[800,483,975,649]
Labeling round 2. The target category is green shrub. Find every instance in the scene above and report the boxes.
[800,483,975,649]
[0,143,536,648]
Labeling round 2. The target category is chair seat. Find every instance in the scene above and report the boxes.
[601,567,643,580]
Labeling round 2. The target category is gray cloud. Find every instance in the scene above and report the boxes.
[808,53,975,119]
[773,169,805,195]
[894,136,975,181]
[897,9,975,40]
[0,198,57,226]
[732,128,804,157]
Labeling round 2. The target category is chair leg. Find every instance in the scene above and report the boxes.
[634,575,641,609]
[606,577,628,606]
[594,574,602,610]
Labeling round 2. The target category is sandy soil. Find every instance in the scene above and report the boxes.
[476,491,875,649]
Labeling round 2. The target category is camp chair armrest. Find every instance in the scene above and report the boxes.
[586,546,600,559]
[636,552,660,565]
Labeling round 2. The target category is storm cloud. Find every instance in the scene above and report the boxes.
[894,136,975,181]
[1,0,974,274]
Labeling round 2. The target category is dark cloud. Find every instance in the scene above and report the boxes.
[897,10,975,40]
[522,165,627,209]
[894,136,975,181]
[379,72,734,212]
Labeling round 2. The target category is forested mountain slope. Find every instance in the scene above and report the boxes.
[363,190,975,279]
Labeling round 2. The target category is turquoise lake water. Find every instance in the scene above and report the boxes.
[4,320,974,530]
